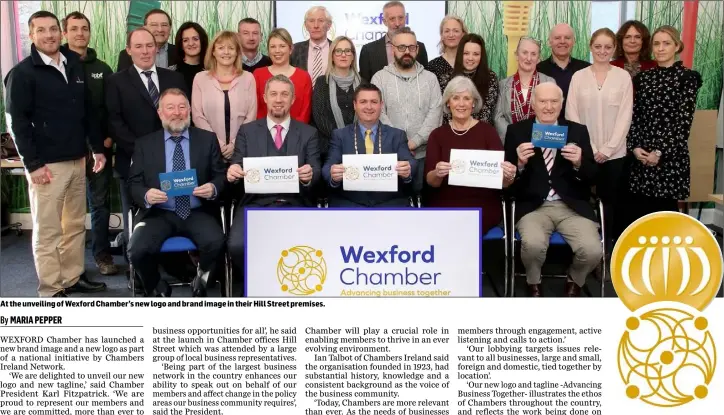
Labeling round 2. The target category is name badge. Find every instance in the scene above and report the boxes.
[531,124,568,149]
[159,169,197,196]
[243,156,300,194]
[448,149,504,189]
[342,154,398,192]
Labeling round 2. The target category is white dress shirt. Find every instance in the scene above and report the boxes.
[37,50,67,82]
[134,64,159,92]
[266,116,291,143]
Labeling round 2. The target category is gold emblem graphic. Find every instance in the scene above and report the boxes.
[277,246,327,296]
[451,159,466,174]
[612,212,722,408]
[344,166,360,181]
[245,168,260,184]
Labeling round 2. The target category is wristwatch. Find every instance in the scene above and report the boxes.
[654,150,662,157]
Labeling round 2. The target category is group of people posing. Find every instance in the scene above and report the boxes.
[5,1,702,298]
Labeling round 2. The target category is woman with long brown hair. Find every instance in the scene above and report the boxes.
[612,20,656,78]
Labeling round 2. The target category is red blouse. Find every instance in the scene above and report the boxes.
[253,67,312,123]
[611,57,657,76]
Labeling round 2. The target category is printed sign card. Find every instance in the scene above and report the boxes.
[342,154,398,192]
[243,156,300,194]
[531,124,568,149]
[159,169,197,196]
[448,149,504,189]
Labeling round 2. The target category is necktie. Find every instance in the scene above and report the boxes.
[142,71,159,108]
[543,148,557,199]
[311,45,323,87]
[273,125,283,150]
[171,136,191,219]
[364,129,374,154]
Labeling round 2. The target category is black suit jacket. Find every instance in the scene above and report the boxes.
[359,37,428,83]
[230,118,321,206]
[116,43,179,72]
[503,119,598,222]
[105,66,187,178]
[290,39,332,71]
[128,127,227,221]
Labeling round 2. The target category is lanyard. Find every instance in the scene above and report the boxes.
[352,122,383,154]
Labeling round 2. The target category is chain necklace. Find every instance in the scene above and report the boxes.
[353,122,383,154]
[449,117,474,136]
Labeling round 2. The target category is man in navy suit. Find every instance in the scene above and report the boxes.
[322,83,414,207]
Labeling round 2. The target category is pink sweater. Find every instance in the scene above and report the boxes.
[191,70,257,148]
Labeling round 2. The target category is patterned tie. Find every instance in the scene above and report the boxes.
[311,45,323,87]
[142,71,159,108]
[273,125,283,150]
[364,129,374,154]
[171,136,191,219]
[543,148,557,199]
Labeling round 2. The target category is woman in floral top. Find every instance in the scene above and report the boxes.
[621,25,702,232]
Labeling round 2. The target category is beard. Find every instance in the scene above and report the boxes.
[394,54,415,69]
[162,116,191,135]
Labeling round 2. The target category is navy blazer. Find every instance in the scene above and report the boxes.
[322,123,415,206]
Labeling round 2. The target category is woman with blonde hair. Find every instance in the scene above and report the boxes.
[253,28,313,122]
[426,15,467,92]
[621,25,702,232]
[311,36,363,162]
[192,30,256,162]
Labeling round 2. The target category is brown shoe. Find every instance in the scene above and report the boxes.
[565,281,582,297]
[528,284,542,297]
[95,253,119,276]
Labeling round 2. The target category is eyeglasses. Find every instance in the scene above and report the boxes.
[393,44,418,53]
[333,48,353,56]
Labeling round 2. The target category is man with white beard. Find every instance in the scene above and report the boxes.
[127,88,227,297]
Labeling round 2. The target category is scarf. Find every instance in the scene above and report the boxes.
[510,71,540,123]
[329,72,360,129]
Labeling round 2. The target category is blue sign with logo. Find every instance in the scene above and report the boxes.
[531,124,568,149]
[159,169,197,196]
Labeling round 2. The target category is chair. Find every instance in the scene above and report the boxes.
[482,197,509,297]
[127,206,231,297]
[508,197,607,297]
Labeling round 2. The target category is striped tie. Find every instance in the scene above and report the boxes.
[142,71,159,108]
[543,148,557,199]
[311,45,323,87]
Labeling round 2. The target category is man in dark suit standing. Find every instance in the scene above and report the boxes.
[323,84,414,207]
[226,74,321,282]
[127,88,226,297]
[359,1,428,82]
[116,9,178,72]
[290,6,332,87]
[105,27,187,266]
[504,83,600,298]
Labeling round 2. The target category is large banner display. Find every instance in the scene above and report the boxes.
[245,209,482,297]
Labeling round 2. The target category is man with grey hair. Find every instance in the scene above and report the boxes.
[372,26,442,197]
[127,88,227,297]
[359,1,428,81]
[503,82,600,297]
[226,75,321,288]
[290,6,333,86]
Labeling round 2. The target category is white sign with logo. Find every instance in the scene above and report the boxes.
[447,149,504,189]
[342,153,398,192]
[243,156,299,194]
[245,209,482,297]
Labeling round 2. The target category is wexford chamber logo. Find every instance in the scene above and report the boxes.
[531,130,543,140]
[344,166,360,181]
[611,212,723,408]
[451,159,465,174]
[245,168,261,184]
[277,246,327,296]
[160,180,171,192]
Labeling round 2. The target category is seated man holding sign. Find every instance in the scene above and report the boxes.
[425,76,517,234]
[127,88,227,297]
[226,74,321,278]
[503,83,600,297]
[322,84,415,207]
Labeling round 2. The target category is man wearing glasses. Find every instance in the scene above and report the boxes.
[371,27,442,198]
[116,9,178,71]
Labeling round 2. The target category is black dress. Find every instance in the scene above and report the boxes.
[173,61,204,100]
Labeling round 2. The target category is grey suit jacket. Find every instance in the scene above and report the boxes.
[290,39,332,71]
[493,73,556,141]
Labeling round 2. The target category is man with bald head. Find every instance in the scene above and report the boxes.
[537,23,590,120]
[503,82,600,297]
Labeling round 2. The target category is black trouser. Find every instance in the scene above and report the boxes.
[86,148,113,258]
[127,208,225,295]
[117,173,132,261]
[595,157,626,252]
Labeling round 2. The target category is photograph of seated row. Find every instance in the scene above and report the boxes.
[3,2,703,298]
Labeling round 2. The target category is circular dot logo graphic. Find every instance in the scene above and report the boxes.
[277,246,327,296]
[344,166,360,181]
[245,168,261,184]
[451,159,466,174]
[160,180,172,192]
